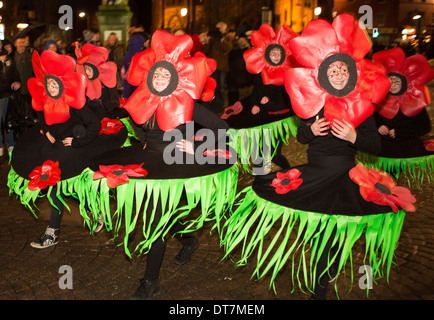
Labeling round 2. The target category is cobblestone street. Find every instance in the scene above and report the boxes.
[0,84,433,303]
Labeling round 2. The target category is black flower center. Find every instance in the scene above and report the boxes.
[44,75,64,100]
[147,60,179,97]
[112,170,127,176]
[317,53,358,98]
[264,44,286,67]
[40,173,49,181]
[281,178,291,186]
[375,182,391,195]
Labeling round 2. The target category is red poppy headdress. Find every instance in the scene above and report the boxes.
[75,43,118,100]
[285,14,391,128]
[243,24,299,86]
[28,50,86,125]
[372,47,434,119]
[123,30,216,132]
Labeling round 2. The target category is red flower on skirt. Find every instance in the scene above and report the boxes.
[372,47,434,119]
[284,14,391,128]
[349,163,416,213]
[99,118,124,135]
[123,30,216,132]
[423,140,434,152]
[27,50,86,125]
[244,24,299,86]
[221,101,243,119]
[28,160,61,191]
[93,163,148,188]
[75,43,118,100]
[270,169,303,194]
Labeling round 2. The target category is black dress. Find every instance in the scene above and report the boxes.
[11,105,127,180]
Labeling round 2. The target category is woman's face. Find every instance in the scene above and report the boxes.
[389,75,402,94]
[46,78,60,96]
[269,47,282,64]
[152,67,171,92]
[84,65,94,79]
[327,61,350,90]
[48,43,57,52]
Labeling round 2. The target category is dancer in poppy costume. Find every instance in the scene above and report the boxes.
[82,30,238,299]
[8,50,128,247]
[358,47,434,187]
[221,24,299,172]
[220,14,416,299]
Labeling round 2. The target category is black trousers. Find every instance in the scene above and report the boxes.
[144,199,196,281]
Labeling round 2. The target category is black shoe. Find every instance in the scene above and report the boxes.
[174,237,199,265]
[30,227,59,249]
[131,278,160,300]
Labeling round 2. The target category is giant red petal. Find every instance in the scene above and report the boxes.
[31,51,47,80]
[332,14,372,61]
[404,54,434,86]
[85,79,103,100]
[375,95,400,119]
[40,50,76,77]
[80,43,109,66]
[284,67,327,119]
[123,86,155,125]
[62,72,87,110]
[251,24,275,48]
[27,78,46,111]
[372,47,406,73]
[127,49,155,87]
[151,30,192,62]
[243,47,267,75]
[155,91,194,132]
[288,19,339,69]
[43,96,71,125]
[399,85,431,117]
[177,56,209,99]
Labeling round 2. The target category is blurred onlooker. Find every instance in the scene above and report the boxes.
[43,40,60,53]
[13,36,36,126]
[2,39,13,56]
[0,41,21,156]
[227,34,254,105]
[121,32,147,99]
[104,32,125,89]
[202,27,233,108]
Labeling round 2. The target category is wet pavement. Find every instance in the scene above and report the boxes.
[1,85,433,303]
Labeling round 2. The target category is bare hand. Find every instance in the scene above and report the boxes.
[389,128,396,138]
[378,125,390,136]
[251,105,260,115]
[331,119,357,143]
[11,81,21,91]
[46,132,56,144]
[62,137,73,147]
[311,117,330,136]
[176,139,194,155]
[260,96,269,104]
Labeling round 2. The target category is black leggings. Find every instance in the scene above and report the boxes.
[48,185,81,229]
[144,199,196,281]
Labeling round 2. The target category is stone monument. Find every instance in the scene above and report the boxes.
[96,0,132,45]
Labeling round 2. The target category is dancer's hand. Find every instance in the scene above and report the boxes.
[311,117,330,136]
[46,132,56,144]
[176,139,194,155]
[378,125,389,136]
[62,137,73,147]
[331,119,357,143]
[251,105,260,115]
[260,96,269,104]
[389,128,396,138]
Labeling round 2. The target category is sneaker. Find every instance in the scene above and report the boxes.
[94,214,104,233]
[30,227,59,249]
[7,146,14,153]
[174,237,199,265]
[131,278,160,300]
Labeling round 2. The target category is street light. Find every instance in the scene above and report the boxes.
[79,12,86,18]
[413,14,421,20]
[180,8,188,17]
[0,2,3,9]
[314,7,322,16]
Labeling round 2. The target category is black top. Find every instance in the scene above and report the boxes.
[374,109,431,140]
[129,101,230,152]
[0,54,20,98]
[297,109,381,161]
[85,86,121,120]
